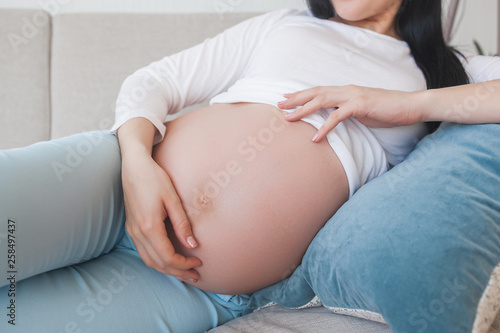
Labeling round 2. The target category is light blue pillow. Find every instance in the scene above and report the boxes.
[247,122,500,333]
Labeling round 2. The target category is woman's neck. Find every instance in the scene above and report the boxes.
[330,14,400,40]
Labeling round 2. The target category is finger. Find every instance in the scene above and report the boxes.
[149,223,202,271]
[125,220,168,269]
[157,260,201,281]
[164,187,198,250]
[282,86,339,110]
[285,97,325,122]
[161,256,201,280]
[312,107,352,142]
[136,243,199,281]
[154,252,201,281]
[278,87,323,110]
[177,269,201,283]
[279,89,316,109]
[147,231,202,281]
[125,222,164,271]
[127,218,202,279]
[277,92,298,109]
[157,265,200,282]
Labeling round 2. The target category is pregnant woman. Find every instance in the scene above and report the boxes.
[1,0,499,332]
[114,0,433,294]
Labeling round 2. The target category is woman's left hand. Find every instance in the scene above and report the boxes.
[278,85,422,142]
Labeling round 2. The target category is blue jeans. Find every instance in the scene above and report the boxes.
[0,131,249,333]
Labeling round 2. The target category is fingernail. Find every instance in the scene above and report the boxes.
[312,133,319,142]
[187,236,198,248]
[188,278,198,283]
[285,113,294,119]
[277,101,286,107]
[283,93,292,98]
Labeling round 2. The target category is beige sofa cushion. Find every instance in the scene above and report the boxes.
[50,12,258,139]
[0,9,51,149]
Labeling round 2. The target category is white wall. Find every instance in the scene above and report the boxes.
[449,0,499,55]
[0,0,307,13]
[0,0,498,55]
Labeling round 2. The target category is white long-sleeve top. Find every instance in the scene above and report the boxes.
[111,9,500,196]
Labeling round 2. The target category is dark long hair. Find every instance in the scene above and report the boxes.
[307,0,470,131]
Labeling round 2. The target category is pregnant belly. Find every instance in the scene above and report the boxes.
[153,103,348,294]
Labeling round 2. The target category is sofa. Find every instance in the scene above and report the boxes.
[1,8,499,333]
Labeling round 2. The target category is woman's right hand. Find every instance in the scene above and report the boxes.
[117,118,201,282]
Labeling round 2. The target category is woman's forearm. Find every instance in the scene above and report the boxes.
[116,117,201,280]
[116,118,157,157]
[414,79,500,124]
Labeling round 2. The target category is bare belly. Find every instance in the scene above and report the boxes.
[153,103,348,294]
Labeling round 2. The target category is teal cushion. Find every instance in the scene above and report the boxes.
[247,122,500,333]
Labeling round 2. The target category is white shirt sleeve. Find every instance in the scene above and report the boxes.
[110,9,295,144]
[465,55,500,83]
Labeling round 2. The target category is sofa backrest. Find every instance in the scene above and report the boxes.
[0,9,51,149]
[0,9,257,149]
[0,5,465,149]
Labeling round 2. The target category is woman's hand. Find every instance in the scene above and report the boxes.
[278,85,422,142]
[117,118,201,282]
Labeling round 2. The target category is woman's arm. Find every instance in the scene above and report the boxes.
[117,118,201,281]
[417,79,500,124]
[280,79,500,142]
[281,55,500,142]
[112,9,295,144]
[113,9,295,279]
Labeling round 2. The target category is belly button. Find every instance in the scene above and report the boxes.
[193,193,213,210]
[185,194,213,220]
[199,195,211,208]
[188,185,218,217]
